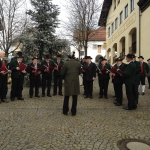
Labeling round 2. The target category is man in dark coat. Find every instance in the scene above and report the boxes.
[147,58,150,89]
[41,55,54,97]
[97,58,111,99]
[27,57,41,98]
[113,57,126,106]
[61,55,81,116]
[10,53,26,101]
[82,56,96,99]
[53,54,64,96]
[123,54,137,110]
[138,56,149,95]
[0,51,10,103]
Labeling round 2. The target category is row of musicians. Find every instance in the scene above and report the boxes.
[81,54,149,110]
[0,53,64,103]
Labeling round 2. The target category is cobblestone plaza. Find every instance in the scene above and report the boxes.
[0,80,150,150]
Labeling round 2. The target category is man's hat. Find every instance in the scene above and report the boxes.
[32,57,38,60]
[138,56,144,59]
[115,57,123,61]
[99,56,104,59]
[45,55,50,59]
[16,53,24,58]
[16,51,22,56]
[57,54,62,58]
[126,54,134,59]
[147,58,150,61]
[101,58,107,61]
[84,56,92,59]
[132,54,136,58]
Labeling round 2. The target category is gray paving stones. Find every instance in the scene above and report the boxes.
[0,80,150,149]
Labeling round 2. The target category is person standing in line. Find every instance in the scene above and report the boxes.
[138,56,149,95]
[82,56,96,99]
[132,54,140,104]
[123,54,137,110]
[61,55,81,116]
[146,58,150,89]
[113,58,126,106]
[0,51,10,103]
[41,55,54,97]
[97,58,111,99]
[53,54,64,96]
[10,53,26,101]
[27,57,41,98]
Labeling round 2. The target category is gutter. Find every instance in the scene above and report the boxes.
[139,7,141,56]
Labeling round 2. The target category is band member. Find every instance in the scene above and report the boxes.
[27,57,41,98]
[132,55,140,104]
[82,56,96,99]
[53,54,64,96]
[41,55,54,97]
[0,51,10,103]
[138,56,149,95]
[97,58,111,99]
[61,54,81,116]
[123,54,137,110]
[147,58,150,89]
[113,58,126,106]
[10,53,26,101]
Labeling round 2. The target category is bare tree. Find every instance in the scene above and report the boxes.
[0,0,28,57]
[63,0,102,57]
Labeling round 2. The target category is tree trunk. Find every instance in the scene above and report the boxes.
[84,42,88,56]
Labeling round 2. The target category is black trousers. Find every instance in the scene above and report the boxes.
[114,82,123,104]
[54,75,62,94]
[63,95,78,115]
[83,80,86,94]
[147,77,150,87]
[0,76,8,100]
[139,75,146,85]
[84,80,93,96]
[99,79,109,96]
[42,76,52,95]
[113,82,117,97]
[125,84,137,109]
[133,80,139,104]
[29,77,40,96]
[11,78,24,98]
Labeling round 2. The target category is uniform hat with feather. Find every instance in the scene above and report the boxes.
[57,54,62,58]
[147,58,150,61]
[16,53,24,58]
[45,55,50,59]
[32,56,38,60]
[101,58,107,61]
[138,56,144,59]
[125,54,134,59]
[115,57,123,61]
[84,56,92,59]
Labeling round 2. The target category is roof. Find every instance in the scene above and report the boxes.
[138,0,150,12]
[98,0,112,27]
[88,27,106,41]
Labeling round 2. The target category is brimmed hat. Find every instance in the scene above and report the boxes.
[32,57,38,60]
[138,56,144,59]
[16,53,24,58]
[99,56,104,59]
[126,54,134,59]
[132,54,137,58]
[16,51,22,56]
[45,55,50,59]
[57,54,62,58]
[84,56,92,59]
[115,57,123,61]
[101,58,107,61]
[147,58,150,61]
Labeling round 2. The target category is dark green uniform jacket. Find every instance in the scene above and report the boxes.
[53,60,64,76]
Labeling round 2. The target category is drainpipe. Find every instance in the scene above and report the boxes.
[139,7,141,56]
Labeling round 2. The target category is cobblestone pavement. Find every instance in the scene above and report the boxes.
[0,79,150,150]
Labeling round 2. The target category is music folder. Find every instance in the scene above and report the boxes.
[19,63,27,71]
[0,66,9,73]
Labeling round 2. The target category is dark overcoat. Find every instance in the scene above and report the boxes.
[61,59,81,96]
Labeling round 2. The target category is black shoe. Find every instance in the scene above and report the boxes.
[98,95,103,98]
[115,103,122,106]
[72,114,76,116]
[123,107,132,110]
[148,87,150,89]
[133,106,137,110]
[89,96,93,99]
[35,95,40,98]
[114,101,117,104]
[63,113,68,115]
[59,94,63,96]
[42,95,45,97]
[30,96,33,98]
[83,93,85,95]
[142,92,145,95]
[104,96,108,99]
[17,97,24,100]
[2,99,9,103]
[11,98,15,101]
[84,95,88,98]
[47,94,52,97]
[113,95,116,97]
[53,93,56,96]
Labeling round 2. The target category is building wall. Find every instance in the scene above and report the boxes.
[106,0,140,64]
[140,7,150,61]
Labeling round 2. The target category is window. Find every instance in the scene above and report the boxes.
[115,18,118,30]
[108,27,110,37]
[118,0,120,5]
[114,0,116,10]
[125,4,128,19]
[131,0,135,12]
[120,11,123,24]
[111,22,114,34]
[93,44,97,50]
